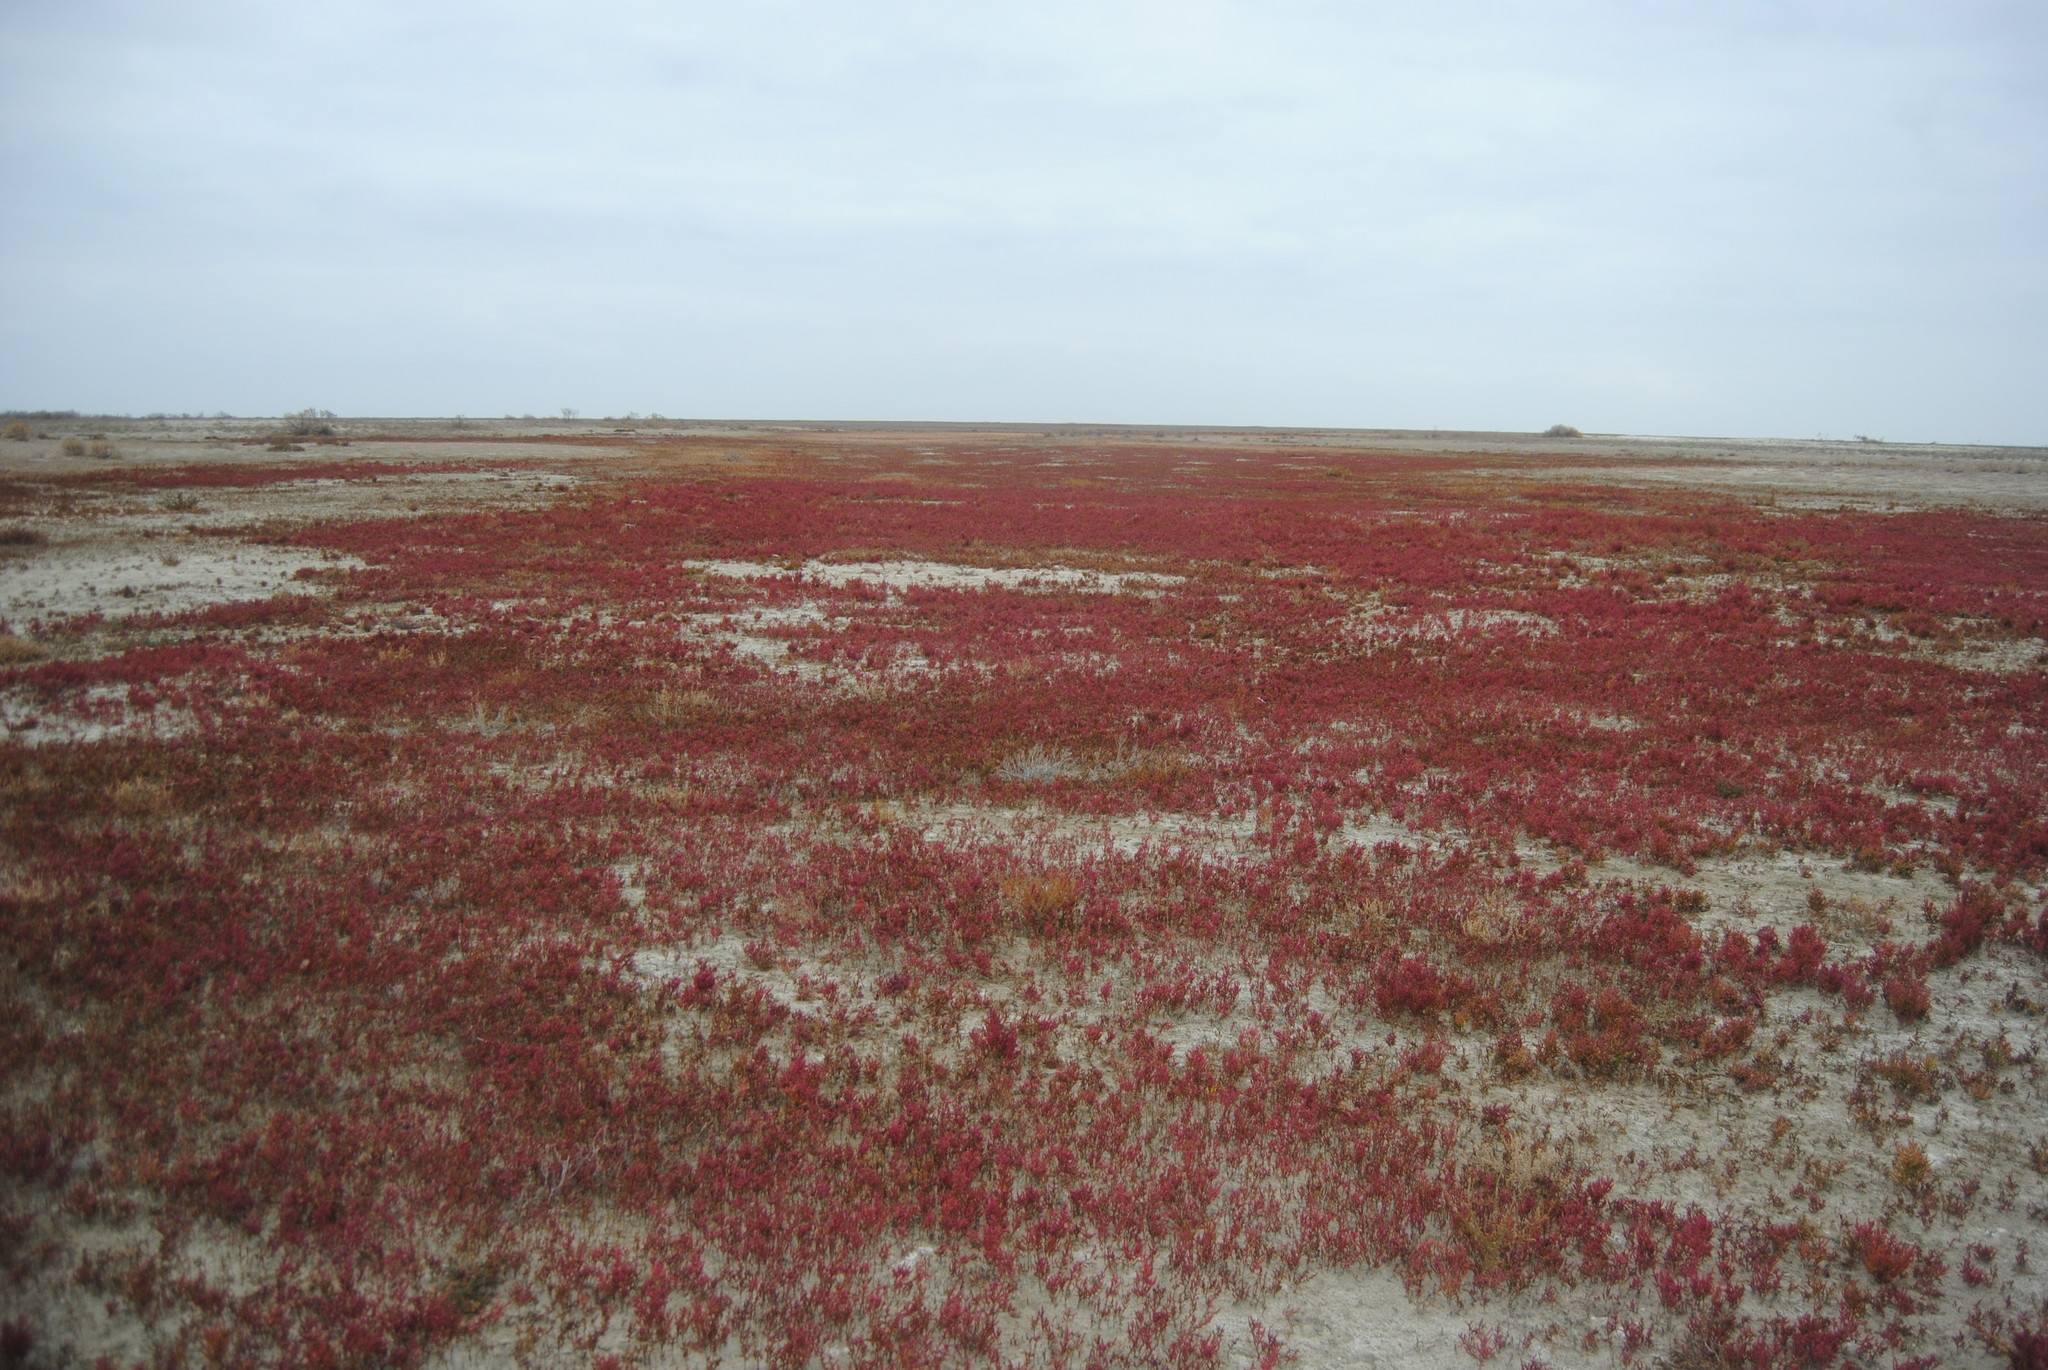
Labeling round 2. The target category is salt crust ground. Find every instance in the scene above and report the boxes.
[0,468,574,634]
[0,541,363,630]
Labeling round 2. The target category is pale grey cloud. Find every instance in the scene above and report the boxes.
[2,0,2043,441]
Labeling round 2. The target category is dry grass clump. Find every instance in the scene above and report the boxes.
[1114,748,1190,785]
[59,437,86,457]
[109,778,177,818]
[1462,890,1525,949]
[1002,872,1080,934]
[0,633,48,665]
[1657,1318,1746,1369]
[1889,1140,1932,1189]
[3,421,28,441]
[994,744,1084,782]
[991,743,1187,786]
[1869,1050,1942,1100]
[1809,890,1894,938]
[640,687,726,725]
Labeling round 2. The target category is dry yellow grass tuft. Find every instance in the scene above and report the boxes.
[109,778,177,818]
[1002,872,1080,934]
[1889,1141,1932,1189]
[641,687,725,725]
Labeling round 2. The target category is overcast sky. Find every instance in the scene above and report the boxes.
[2,1,2044,442]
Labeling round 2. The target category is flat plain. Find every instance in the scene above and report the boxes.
[3,417,2047,1369]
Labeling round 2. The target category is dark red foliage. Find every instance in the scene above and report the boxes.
[1848,1222,1917,1284]
[1884,973,1932,1022]
[2011,1326,2048,1370]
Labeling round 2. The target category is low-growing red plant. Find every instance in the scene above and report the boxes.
[1884,972,1932,1022]
[1848,1221,1916,1284]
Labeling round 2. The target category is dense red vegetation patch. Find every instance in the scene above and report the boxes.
[4,448,2046,1366]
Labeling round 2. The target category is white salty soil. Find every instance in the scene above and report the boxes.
[0,539,362,630]
[0,681,193,746]
[0,466,578,634]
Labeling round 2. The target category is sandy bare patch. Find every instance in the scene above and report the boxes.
[0,538,362,630]
[0,682,194,746]
[1350,605,1558,649]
